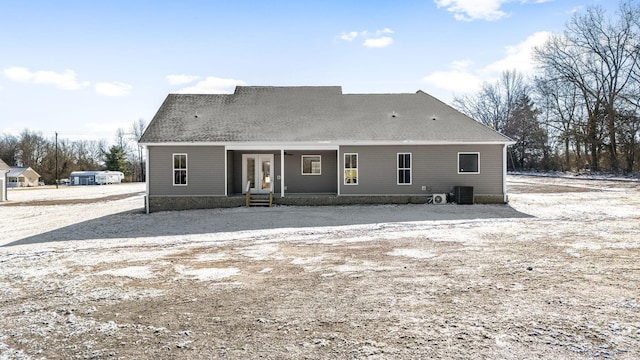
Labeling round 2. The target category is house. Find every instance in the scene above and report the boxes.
[0,159,10,201]
[70,171,124,185]
[139,86,514,213]
[7,166,41,188]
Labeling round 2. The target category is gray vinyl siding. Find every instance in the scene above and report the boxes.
[226,150,235,194]
[339,145,504,196]
[283,151,337,193]
[148,146,225,196]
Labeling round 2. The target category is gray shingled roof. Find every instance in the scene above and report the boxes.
[7,167,39,178]
[140,86,512,144]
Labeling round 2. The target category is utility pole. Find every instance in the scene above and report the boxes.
[55,131,58,189]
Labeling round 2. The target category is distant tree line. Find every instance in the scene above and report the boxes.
[0,119,147,184]
[454,1,640,174]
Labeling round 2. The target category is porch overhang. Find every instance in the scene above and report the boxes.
[225,143,339,151]
[225,145,340,199]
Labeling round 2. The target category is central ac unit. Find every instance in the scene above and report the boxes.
[432,193,447,205]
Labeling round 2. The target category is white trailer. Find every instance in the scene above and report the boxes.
[70,171,124,185]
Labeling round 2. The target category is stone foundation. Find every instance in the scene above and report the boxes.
[148,194,507,212]
[148,196,244,212]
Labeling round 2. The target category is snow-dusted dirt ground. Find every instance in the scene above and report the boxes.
[1,176,639,359]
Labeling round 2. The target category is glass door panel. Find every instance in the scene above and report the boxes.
[261,159,271,191]
[243,154,273,194]
[247,158,255,189]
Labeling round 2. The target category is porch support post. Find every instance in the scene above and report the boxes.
[280,148,285,198]
[224,146,228,196]
[337,148,341,196]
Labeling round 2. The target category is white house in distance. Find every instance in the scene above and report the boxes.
[70,171,124,185]
[139,86,515,213]
[0,159,10,201]
[7,166,41,188]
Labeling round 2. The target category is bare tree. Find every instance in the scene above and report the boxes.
[0,134,19,166]
[534,73,589,170]
[131,118,147,182]
[453,69,528,133]
[534,2,640,171]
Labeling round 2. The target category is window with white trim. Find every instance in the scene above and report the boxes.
[397,153,411,185]
[344,153,358,185]
[301,155,321,175]
[173,153,187,185]
[458,152,479,174]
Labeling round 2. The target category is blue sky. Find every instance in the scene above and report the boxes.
[0,0,616,142]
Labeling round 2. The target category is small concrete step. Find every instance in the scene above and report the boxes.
[247,195,272,207]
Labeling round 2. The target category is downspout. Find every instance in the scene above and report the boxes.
[145,146,150,214]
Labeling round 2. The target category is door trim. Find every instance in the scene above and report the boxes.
[242,154,274,194]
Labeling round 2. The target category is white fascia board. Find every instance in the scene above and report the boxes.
[140,140,514,148]
[335,140,515,146]
[139,142,228,147]
[140,142,339,150]
[226,143,340,150]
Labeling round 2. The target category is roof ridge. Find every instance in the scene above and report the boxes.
[234,85,343,94]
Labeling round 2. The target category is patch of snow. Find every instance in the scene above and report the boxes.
[20,265,69,279]
[98,266,155,279]
[387,248,436,259]
[565,249,582,258]
[69,249,183,266]
[333,260,391,273]
[291,255,324,265]
[174,265,240,281]
[195,252,228,262]
[569,242,603,251]
[238,243,282,260]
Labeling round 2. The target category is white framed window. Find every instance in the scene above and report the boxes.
[301,155,321,175]
[458,152,480,174]
[397,153,412,185]
[173,153,188,185]
[344,153,358,185]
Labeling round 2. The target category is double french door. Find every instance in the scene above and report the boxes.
[242,154,273,194]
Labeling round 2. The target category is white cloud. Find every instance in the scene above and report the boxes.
[176,76,246,94]
[166,74,200,85]
[481,31,552,76]
[363,37,394,48]
[434,0,509,21]
[422,62,483,93]
[375,28,394,36]
[3,66,90,90]
[339,28,394,48]
[94,81,132,96]
[340,31,359,42]
[421,31,552,95]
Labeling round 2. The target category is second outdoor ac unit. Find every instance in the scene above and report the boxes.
[432,193,447,205]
